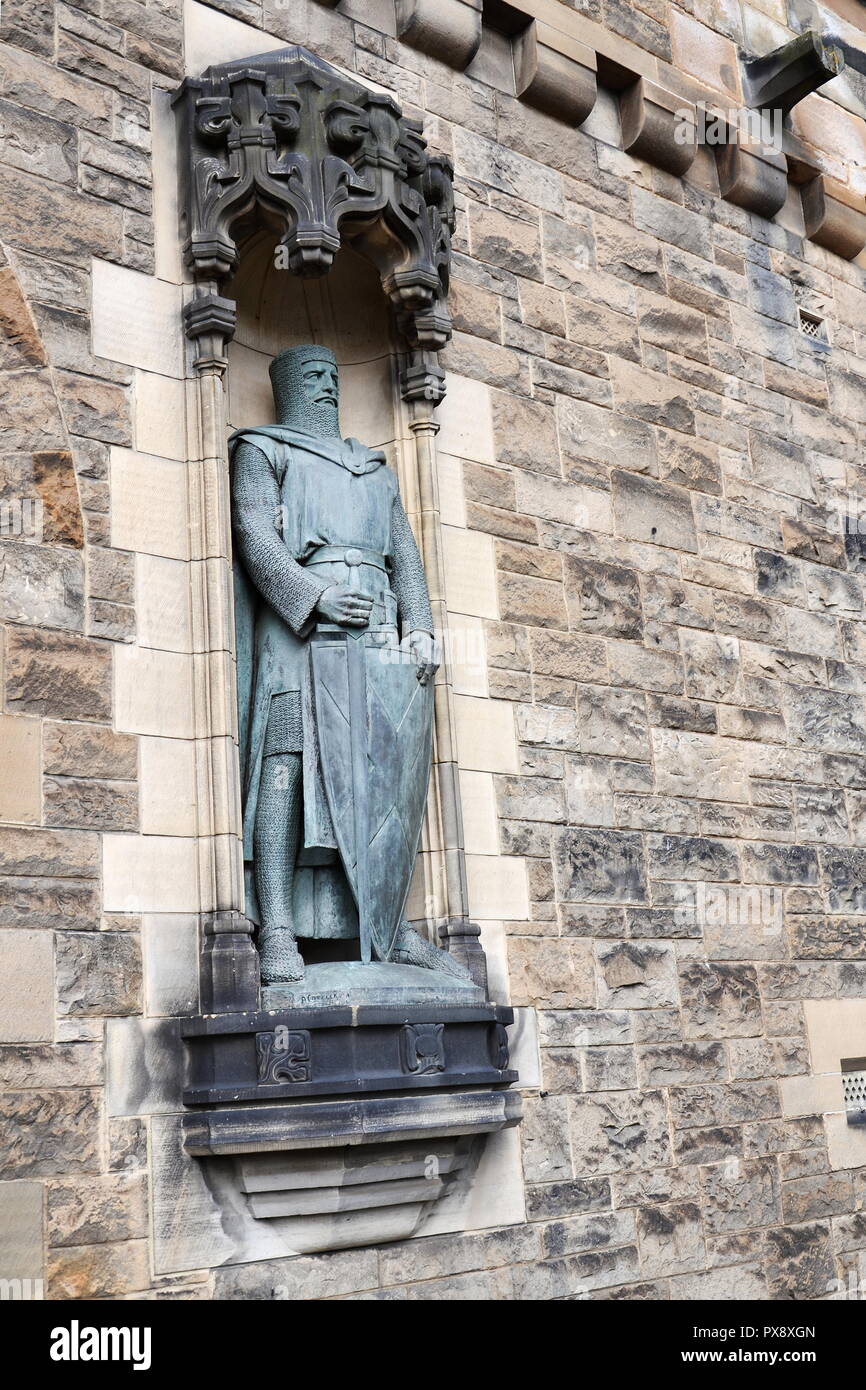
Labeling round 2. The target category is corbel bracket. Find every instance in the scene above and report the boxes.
[513,21,597,126]
[715,118,789,220]
[801,170,866,260]
[396,0,483,70]
[621,78,697,177]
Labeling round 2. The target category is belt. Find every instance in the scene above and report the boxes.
[304,545,387,572]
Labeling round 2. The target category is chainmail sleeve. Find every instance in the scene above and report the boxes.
[389,493,434,633]
[232,439,327,635]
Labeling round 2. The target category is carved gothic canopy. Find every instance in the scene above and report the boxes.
[173,45,455,400]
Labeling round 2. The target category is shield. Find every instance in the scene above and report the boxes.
[309,627,434,963]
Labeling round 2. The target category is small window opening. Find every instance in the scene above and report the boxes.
[798,308,828,343]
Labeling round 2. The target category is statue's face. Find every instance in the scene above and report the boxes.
[301,358,338,408]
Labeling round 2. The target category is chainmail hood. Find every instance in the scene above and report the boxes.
[269,345,340,438]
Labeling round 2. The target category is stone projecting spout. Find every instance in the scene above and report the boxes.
[743,29,844,114]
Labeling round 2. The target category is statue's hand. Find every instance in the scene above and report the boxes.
[316,585,372,627]
[409,630,439,685]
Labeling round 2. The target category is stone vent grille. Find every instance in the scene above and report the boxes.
[842,1059,866,1125]
[798,308,827,342]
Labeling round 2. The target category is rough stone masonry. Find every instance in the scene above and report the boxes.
[3,0,866,1300]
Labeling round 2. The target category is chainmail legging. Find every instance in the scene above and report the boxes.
[254,752,302,930]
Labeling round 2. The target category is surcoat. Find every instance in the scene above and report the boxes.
[230,425,433,935]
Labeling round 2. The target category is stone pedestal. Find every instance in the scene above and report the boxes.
[181,991,520,1249]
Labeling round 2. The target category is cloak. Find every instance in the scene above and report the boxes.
[229,425,419,938]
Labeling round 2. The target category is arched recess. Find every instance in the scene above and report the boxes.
[173,47,486,1008]
[226,233,444,950]
[227,235,397,449]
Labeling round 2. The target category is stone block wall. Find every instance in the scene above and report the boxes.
[3,0,866,1299]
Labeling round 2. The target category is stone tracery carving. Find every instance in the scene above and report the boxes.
[173,44,455,401]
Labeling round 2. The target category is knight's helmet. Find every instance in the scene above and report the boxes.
[269,344,340,437]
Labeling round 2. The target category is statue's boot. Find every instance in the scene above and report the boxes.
[259,923,305,983]
[391,923,471,980]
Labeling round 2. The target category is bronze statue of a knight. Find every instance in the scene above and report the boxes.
[230,345,467,988]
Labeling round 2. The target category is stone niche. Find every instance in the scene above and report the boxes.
[153,41,523,1268]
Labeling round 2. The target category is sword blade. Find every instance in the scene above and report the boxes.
[346,632,372,962]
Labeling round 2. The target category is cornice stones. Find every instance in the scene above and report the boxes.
[389,0,866,261]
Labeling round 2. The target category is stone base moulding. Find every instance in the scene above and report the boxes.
[182,1089,522,1242]
[183,1086,522,1158]
[181,1002,520,1252]
[182,1000,517,1105]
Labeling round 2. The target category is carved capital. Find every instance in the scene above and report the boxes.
[183,292,237,373]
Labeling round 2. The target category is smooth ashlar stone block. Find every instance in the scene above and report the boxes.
[803,997,866,1073]
[142,915,200,1017]
[422,1123,527,1236]
[139,737,197,836]
[466,854,529,921]
[102,834,200,914]
[110,447,190,560]
[115,646,194,739]
[442,525,498,619]
[0,930,53,1042]
[508,1006,541,1088]
[459,771,499,856]
[0,715,40,825]
[91,260,183,377]
[436,372,495,464]
[134,370,186,459]
[150,88,185,286]
[454,694,518,773]
[183,0,284,74]
[448,614,488,698]
[0,1180,43,1283]
[106,1017,184,1117]
[435,452,466,529]
[135,554,193,655]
